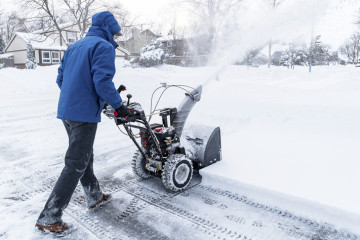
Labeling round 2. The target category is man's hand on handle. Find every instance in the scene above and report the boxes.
[114,105,129,118]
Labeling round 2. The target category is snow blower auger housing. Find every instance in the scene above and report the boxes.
[103,84,221,192]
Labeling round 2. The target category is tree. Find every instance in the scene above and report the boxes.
[175,0,243,49]
[22,0,101,45]
[2,12,27,44]
[274,41,336,68]
[243,49,260,67]
[102,1,135,41]
[0,36,4,54]
[0,4,2,50]
[26,41,37,69]
[21,0,69,45]
[269,0,285,8]
[62,0,97,38]
[234,48,267,67]
[310,37,330,65]
[22,0,132,45]
[281,46,297,69]
[267,0,286,68]
[340,32,360,64]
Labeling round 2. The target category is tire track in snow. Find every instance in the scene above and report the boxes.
[198,185,359,240]
[4,143,359,240]
[96,176,254,240]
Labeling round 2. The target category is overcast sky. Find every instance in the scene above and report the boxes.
[1,0,359,49]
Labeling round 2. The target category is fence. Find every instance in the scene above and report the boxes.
[0,54,15,68]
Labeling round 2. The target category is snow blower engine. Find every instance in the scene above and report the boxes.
[103,84,221,192]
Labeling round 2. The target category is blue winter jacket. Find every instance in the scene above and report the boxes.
[56,25,122,123]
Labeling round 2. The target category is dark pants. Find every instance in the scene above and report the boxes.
[37,120,103,225]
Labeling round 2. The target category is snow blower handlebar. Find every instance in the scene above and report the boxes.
[103,85,164,161]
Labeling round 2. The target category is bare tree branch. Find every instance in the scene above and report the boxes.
[175,0,243,36]
[22,0,69,45]
[63,0,96,38]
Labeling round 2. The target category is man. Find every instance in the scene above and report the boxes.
[35,11,128,233]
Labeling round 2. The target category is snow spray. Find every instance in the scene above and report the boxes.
[199,0,331,87]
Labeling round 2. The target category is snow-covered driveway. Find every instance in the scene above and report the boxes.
[0,63,359,239]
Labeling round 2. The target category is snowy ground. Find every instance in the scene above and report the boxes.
[0,61,359,239]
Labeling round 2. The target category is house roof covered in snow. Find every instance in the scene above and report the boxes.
[5,32,67,52]
[116,46,130,55]
[118,29,158,42]
[16,32,67,50]
[0,53,14,59]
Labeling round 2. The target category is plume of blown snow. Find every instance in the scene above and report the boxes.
[210,0,331,67]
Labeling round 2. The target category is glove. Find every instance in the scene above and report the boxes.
[114,105,129,118]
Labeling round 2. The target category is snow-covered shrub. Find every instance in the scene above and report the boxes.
[26,42,37,69]
[234,49,266,67]
[274,43,337,68]
[121,60,132,68]
[339,59,347,65]
[0,63,4,69]
[26,60,37,69]
[130,56,139,64]
[137,40,166,67]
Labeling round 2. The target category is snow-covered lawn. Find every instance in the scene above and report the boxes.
[0,61,359,238]
[194,64,360,214]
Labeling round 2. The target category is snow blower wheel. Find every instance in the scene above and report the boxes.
[162,154,193,192]
[131,150,151,179]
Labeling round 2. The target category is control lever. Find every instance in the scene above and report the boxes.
[126,94,132,106]
[117,84,126,93]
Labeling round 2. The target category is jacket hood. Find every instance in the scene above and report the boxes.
[92,11,121,35]
[86,26,119,48]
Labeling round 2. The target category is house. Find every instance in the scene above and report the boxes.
[116,46,130,59]
[4,22,80,68]
[160,34,212,56]
[4,32,67,68]
[4,23,130,68]
[119,28,159,58]
[156,34,211,66]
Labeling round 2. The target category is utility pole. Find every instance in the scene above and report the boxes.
[309,24,314,73]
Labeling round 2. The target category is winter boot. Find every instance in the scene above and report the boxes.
[89,194,112,210]
[35,221,72,234]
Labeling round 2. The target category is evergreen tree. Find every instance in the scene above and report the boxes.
[0,37,4,54]
[26,41,37,69]
[307,35,331,66]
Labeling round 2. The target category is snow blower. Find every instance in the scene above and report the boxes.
[103,84,221,192]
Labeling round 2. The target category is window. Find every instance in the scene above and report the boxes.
[42,50,61,64]
[67,32,77,44]
[42,51,51,64]
[52,51,60,63]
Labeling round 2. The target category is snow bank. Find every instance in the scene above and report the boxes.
[0,53,14,59]
[188,65,360,215]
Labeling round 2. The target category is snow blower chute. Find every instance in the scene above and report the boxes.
[103,84,221,192]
